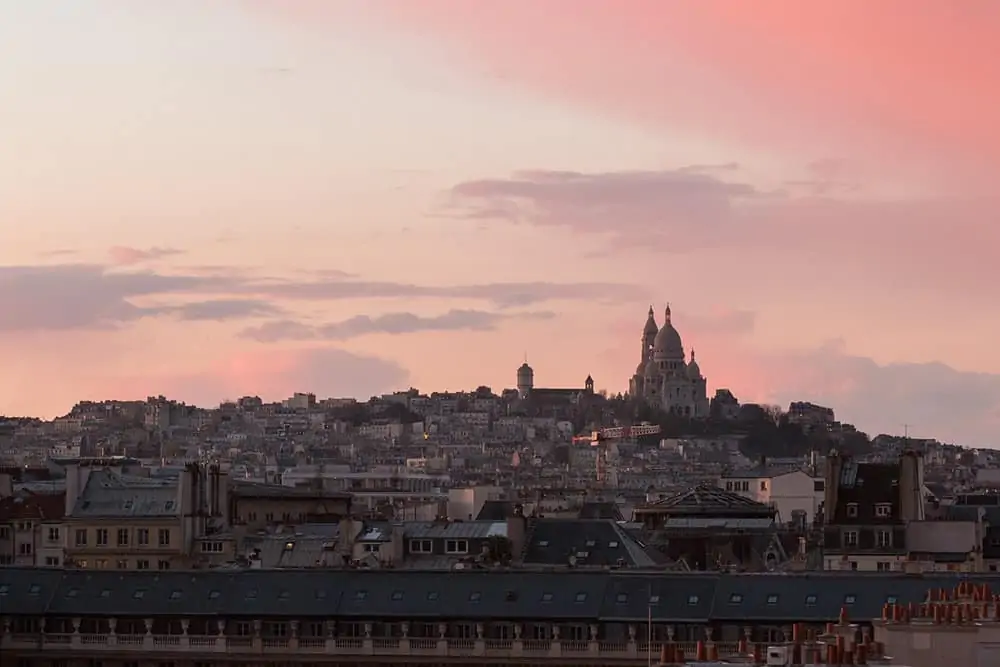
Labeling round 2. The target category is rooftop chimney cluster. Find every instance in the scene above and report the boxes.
[881,580,999,626]
[656,616,891,665]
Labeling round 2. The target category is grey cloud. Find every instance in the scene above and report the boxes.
[0,264,242,332]
[169,299,283,322]
[240,309,555,343]
[0,262,638,332]
[768,343,1000,448]
[108,246,184,266]
[449,168,768,242]
[236,278,647,309]
[446,166,1000,289]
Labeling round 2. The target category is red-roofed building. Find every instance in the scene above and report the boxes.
[0,491,66,567]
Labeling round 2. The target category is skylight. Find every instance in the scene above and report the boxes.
[427,591,439,601]
[66,588,79,598]
[729,594,743,604]
[170,590,182,600]
[616,593,628,604]
[886,595,898,604]
[133,590,145,599]
[0,584,7,596]
[245,589,258,600]
[766,594,779,605]
[315,590,327,600]
[355,590,367,601]
[805,595,817,605]
[469,592,482,602]
[278,591,289,600]
[537,540,549,547]
[844,594,856,604]
[100,589,111,598]
[28,584,40,595]
[649,595,660,604]
[541,592,554,602]
[609,541,619,548]
[575,592,587,603]
[208,590,220,599]
[687,595,699,605]
[391,591,403,601]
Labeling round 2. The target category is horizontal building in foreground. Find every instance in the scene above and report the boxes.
[0,568,994,665]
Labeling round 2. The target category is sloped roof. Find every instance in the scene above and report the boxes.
[2,567,998,624]
[70,469,179,518]
[523,519,658,568]
[642,485,774,516]
[0,492,66,521]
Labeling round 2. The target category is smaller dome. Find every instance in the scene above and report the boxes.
[643,358,659,378]
[687,350,701,379]
[518,362,532,372]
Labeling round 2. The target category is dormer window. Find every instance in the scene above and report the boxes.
[875,504,892,518]
[846,503,859,518]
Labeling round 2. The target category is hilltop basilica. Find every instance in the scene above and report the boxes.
[629,305,710,417]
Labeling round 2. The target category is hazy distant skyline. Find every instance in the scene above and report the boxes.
[2,2,999,446]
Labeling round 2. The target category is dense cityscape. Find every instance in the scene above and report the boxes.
[3,2,994,666]
[2,308,999,666]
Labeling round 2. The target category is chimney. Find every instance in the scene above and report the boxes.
[506,504,527,560]
[824,450,842,521]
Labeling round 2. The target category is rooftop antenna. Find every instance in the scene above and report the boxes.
[902,423,912,439]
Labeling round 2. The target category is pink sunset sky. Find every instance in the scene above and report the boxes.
[2,1,999,445]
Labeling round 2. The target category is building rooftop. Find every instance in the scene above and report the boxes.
[1,568,996,623]
[640,485,774,516]
[69,469,178,518]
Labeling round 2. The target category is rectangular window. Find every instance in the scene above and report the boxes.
[877,530,892,548]
[75,529,87,546]
[96,529,109,546]
[18,542,32,555]
[445,539,469,554]
[843,530,859,547]
[846,503,859,518]
[136,559,150,570]
[410,539,432,553]
[158,560,170,570]
[117,529,129,546]
[45,556,60,566]
[137,529,149,546]
[47,527,60,542]
[158,529,170,547]
[875,504,892,518]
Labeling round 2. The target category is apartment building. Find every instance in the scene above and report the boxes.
[822,451,924,571]
[0,567,951,666]
[0,492,65,567]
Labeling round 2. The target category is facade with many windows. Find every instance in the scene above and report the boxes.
[0,567,986,666]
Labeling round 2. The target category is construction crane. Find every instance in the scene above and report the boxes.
[572,424,662,486]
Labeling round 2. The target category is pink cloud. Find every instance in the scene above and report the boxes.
[366,1,998,186]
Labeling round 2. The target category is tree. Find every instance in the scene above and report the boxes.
[762,404,785,426]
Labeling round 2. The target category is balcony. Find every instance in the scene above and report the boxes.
[1,632,744,663]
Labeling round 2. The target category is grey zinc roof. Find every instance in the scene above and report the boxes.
[403,520,508,540]
[524,519,656,567]
[5,568,1000,623]
[70,469,179,518]
[646,485,773,514]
